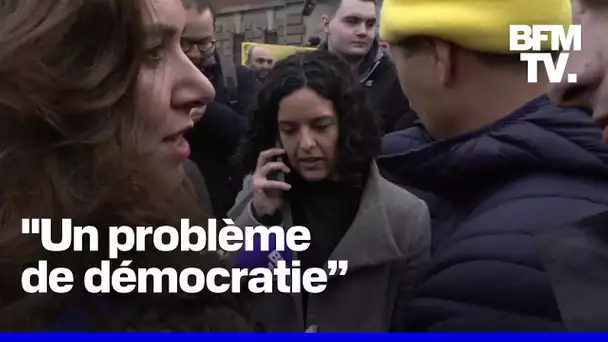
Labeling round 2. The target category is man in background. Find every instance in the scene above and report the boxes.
[181,1,256,116]
[246,45,274,84]
[378,0,608,331]
[319,0,416,133]
[181,0,255,218]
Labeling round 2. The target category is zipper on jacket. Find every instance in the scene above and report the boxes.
[360,49,383,84]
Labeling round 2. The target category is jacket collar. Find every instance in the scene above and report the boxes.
[321,162,403,277]
[318,39,384,82]
[379,95,608,197]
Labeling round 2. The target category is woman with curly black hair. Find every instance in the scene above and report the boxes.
[228,50,431,332]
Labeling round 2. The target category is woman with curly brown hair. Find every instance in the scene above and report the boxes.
[0,0,253,331]
[229,50,431,331]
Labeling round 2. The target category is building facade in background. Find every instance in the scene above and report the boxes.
[210,0,357,64]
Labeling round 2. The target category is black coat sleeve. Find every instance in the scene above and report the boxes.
[366,58,418,134]
[195,101,246,156]
[235,66,258,117]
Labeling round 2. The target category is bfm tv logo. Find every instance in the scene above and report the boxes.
[510,25,581,84]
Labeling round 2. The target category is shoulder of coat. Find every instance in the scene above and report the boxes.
[377,177,430,250]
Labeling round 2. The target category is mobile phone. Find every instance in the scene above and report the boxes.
[268,138,285,183]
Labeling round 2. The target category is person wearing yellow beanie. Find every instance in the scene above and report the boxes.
[378,0,608,332]
[380,0,572,54]
[378,0,573,138]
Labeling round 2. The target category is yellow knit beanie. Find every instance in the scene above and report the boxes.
[379,0,573,53]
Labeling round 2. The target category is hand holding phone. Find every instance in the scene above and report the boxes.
[251,147,291,217]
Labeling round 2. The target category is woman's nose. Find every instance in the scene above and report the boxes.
[299,129,316,150]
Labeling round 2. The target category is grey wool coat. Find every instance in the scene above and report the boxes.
[227,162,431,332]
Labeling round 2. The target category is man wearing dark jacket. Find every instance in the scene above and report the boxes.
[319,0,416,133]
[181,1,256,217]
[377,0,608,331]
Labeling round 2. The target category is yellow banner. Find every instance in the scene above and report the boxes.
[241,42,316,66]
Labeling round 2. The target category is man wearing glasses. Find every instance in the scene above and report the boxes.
[181,1,256,219]
[181,2,256,116]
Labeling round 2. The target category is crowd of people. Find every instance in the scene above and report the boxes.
[0,0,607,332]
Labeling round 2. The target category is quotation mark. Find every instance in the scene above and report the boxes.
[22,218,49,234]
[327,260,348,276]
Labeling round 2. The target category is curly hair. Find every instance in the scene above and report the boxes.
[0,0,253,331]
[235,50,381,186]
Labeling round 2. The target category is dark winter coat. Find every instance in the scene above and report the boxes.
[319,40,416,133]
[379,95,608,331]
[186,54,256,218]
